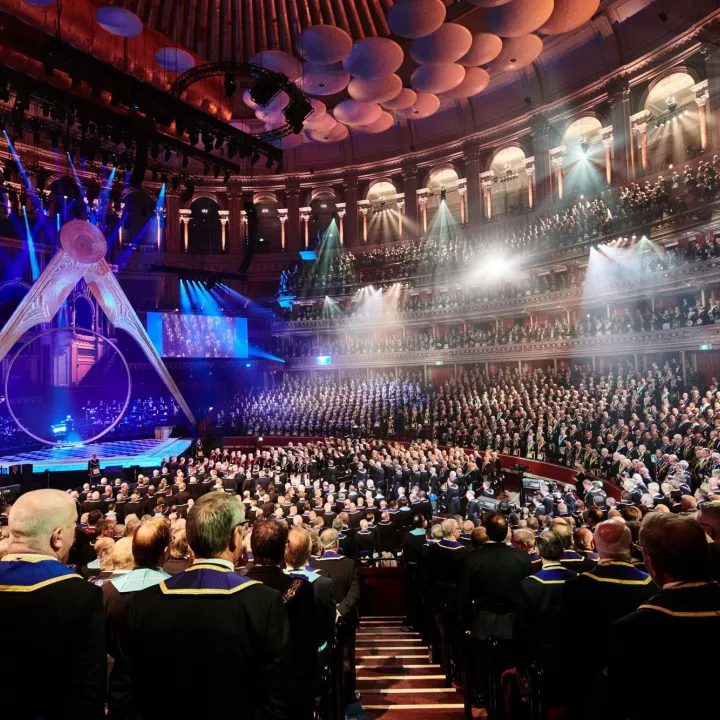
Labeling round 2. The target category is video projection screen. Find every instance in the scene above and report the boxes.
[146,312,248,359]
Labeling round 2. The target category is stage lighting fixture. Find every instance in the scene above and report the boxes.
[666,95,677,112]
[224,74,237,98]
[579,135,589,154]
[250,74,282,107]
[284,97,313,134]
[440,188,447,202]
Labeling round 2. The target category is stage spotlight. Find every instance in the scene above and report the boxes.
[161,172,168,185]
[579,135,589,154]
[440,188,447,202]
[224,74,237,98]
[249,74,282,107]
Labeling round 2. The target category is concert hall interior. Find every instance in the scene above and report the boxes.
[1,1,720,719]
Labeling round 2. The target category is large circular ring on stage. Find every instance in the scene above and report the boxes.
[60,221,108,264]
[4,328,132,447]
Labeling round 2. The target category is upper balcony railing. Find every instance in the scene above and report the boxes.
[282,324,720,369]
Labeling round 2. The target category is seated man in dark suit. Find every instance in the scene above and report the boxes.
[0,489,106,719]
[609,513,720,720]
[248,519,316,720]
[108,492,292,720]
[353,519,377,560]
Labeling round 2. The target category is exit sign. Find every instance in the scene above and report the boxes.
[699,344,713,351]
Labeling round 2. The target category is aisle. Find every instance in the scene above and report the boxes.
[354,616,469,720]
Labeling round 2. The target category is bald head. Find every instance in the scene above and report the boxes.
[594,520,632,562]
[132,518,170,568]
[8,490,77,562]
[111,537,135,571]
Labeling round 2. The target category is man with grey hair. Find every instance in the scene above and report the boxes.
[314,527,360,704]
[108,492,291,719]
[0,489,106,719]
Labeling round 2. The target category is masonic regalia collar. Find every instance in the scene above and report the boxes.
[0,553,78,592]
[160,564,260,595]
[319,550,344,560]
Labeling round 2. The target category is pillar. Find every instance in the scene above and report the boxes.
[692,80,710,152]
[402,165,418,229]
[479,171,494,220]
[609,82,632,186]
[417,190,429,233]
[179,209,191,252]
[300,207,311,248]
[218,210,229,252]
[286,179,301,252]
[336,203,346,245]
[457,179,467,225]
[703,46,720,152]
[164,190,181,254]
[600,126,613,186]
[396,194,405,237]
[227,187,244,255]
[531,117,552,208]
[463,146,481,222]
[525,157,535,209]
[358,202,370,243]
[278,208,288,251]
[550,147,566,202]
[342,174,359,246]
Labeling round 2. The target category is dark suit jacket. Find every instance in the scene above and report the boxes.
[0,558,106,720]
[459,542,531,637]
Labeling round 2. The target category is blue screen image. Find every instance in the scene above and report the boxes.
[147,313,248,359]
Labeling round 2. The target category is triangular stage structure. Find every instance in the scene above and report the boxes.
[0,220,196,426]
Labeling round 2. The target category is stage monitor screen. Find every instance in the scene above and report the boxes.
[147,313,248,359]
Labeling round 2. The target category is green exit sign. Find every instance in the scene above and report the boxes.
[699,344,713,351]
[435,361,444,366]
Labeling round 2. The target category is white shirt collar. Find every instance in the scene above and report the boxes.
[193,557,234,571]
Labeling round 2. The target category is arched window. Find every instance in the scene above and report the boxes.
[560,118,605,200]
[188,197,222,254]
[490,148,529,219]
[365,180,399,244]
[253,194,281,252]
[74,295,95,331]
[426,166,460,232]
[0,282,29,329]
[643,72,701,172]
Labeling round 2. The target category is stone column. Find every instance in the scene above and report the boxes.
[278,208,288,251]
[402,164,418,229]
[600,126,614,185]
[692,79,710,152]
[164,190,181,254]
[336,203,346,245]
[524,157,535,209]
[342,174,359,247]
[396,193,405,237]
[704,48,720,154]
[531,117,552,208]
[300,207,312,248]
[218,210,229,252]
[227,187,244,255]
[179,209,191,252]
[550,147,566,201]
[479,171,494,220]
[463,145,481,223]
[416,189,429,233]
[286,179,301,252]
[609,82,632,186]
[630,110,651,176]
[358,201,370,243]
[457,179,467,225]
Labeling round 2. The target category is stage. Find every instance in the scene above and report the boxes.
[0,437,193,473]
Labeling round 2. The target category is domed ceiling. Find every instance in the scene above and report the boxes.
[3,0,715,169]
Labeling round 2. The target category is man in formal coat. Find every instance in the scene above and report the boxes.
[108,492,291,720]
[0,489,106,720]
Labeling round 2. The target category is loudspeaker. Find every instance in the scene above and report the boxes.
[20,464,35,491]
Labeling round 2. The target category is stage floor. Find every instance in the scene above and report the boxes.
[0,438,192,473]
